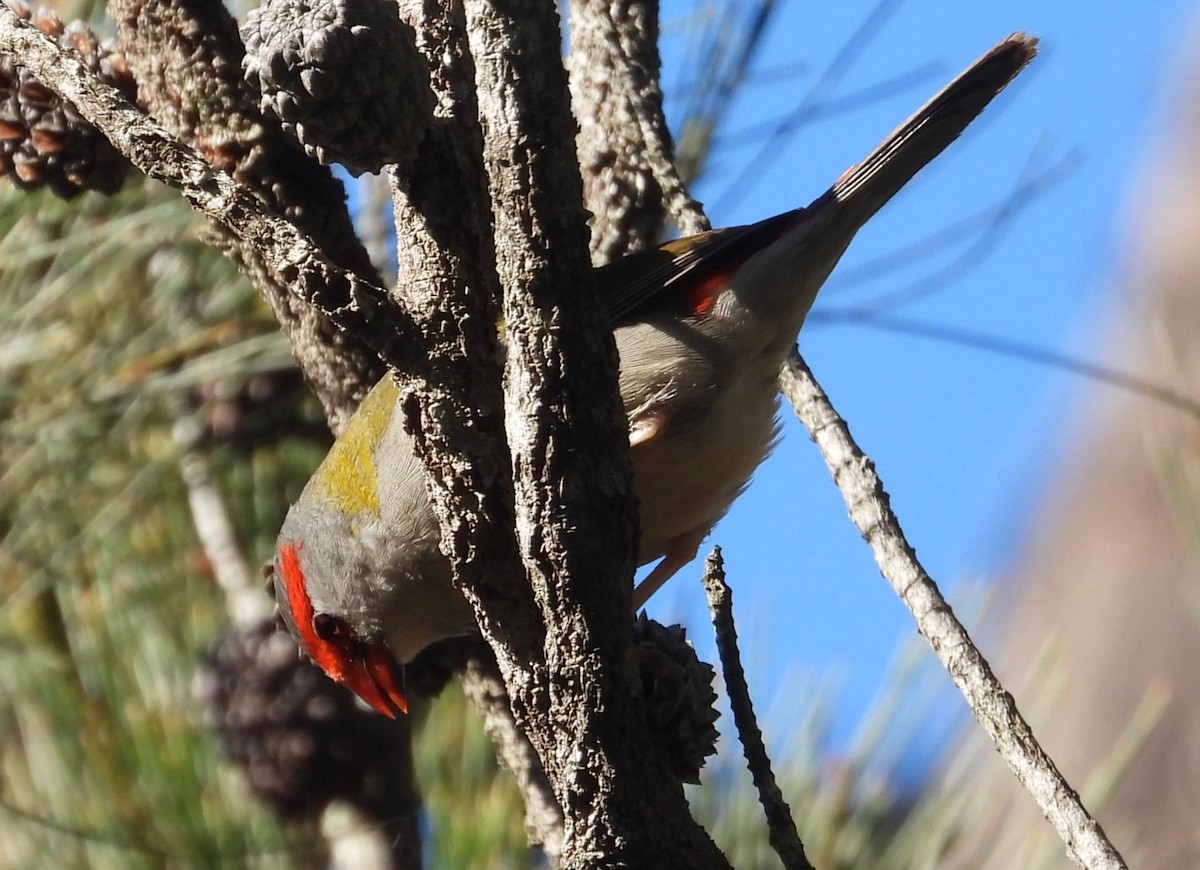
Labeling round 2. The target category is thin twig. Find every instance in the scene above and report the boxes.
[458,653,565,866]
[701,548,815,870]
[780,347,1128,870]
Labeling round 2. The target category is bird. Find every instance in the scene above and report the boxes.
[267,34,1038,717]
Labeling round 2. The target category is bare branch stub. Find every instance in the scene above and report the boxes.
[702,548,814,870]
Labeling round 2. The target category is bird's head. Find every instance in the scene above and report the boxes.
[267,534,409,718]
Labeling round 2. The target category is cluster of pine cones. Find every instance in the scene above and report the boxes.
[0,0,135,198]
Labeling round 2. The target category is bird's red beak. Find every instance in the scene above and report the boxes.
[334,641,409,718]
[277,541,408,717]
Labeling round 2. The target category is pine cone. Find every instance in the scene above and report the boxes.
[195,617,413,820]
[634,614,721,784]
[242,0,434,176]
[0,1,136,199]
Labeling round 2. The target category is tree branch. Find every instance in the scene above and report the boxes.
[780,348,1128,870]
[701,548,814,870]
[458,653,566,865]
[384,0,534,643]
[463,0,727,864]
[567,0,708,260]
[110,0,385,429]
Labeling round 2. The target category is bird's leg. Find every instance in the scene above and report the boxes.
[632,527,708,610]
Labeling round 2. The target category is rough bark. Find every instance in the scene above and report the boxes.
[109,0,385,429]
[567,0,708,261]
[0,10,430,380]
[463,0,728,864]
[458,652,565,863]
[384,0,541,676]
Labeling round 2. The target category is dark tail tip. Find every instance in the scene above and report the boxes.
[831,33,1039,207]
[979,32,1040,90]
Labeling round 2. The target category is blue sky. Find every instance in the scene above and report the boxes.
[642,0,1196,764]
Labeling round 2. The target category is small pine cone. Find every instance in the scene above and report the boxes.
[242,0,434,176]
[634,614,721,784]
[195,617,413,820]
[0,1,136,199]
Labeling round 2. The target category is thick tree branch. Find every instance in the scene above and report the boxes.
[385,0,542,691]
[780,348,1128,870]
[567,0,665,260]
[567,0,708,261]
[110,0,385,429]
[464,0,727,865]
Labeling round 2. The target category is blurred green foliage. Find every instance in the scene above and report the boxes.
[0,180,309,867]
[0,170,560,868]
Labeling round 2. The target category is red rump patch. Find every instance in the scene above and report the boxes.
[683,266,734,315]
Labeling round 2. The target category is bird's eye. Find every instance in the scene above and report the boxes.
[312,612,349,643]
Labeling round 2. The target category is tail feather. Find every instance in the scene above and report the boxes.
[832,33,1038,214]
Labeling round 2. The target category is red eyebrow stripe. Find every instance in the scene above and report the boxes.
[279,541,331,671]
[277,542,400,719]
[279,542,313,626]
